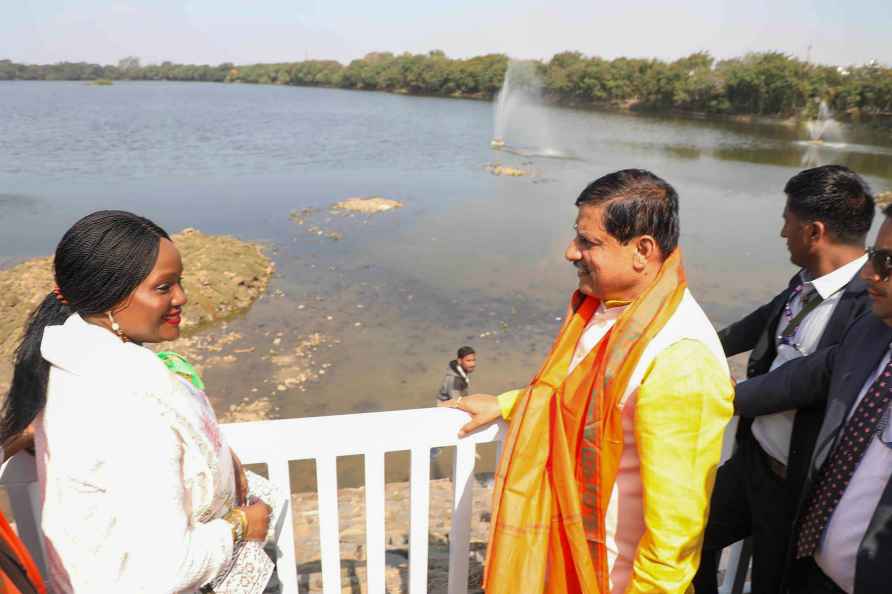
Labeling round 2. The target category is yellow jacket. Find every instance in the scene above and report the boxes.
[495,338,732,593]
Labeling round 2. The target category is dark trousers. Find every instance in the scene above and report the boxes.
[692,433,793,594]
[789,558,845,594]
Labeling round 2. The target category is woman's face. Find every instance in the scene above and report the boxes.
[112,238,187,344]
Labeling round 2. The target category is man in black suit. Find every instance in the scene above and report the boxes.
[694,166,875,594]
[733,204,892,593]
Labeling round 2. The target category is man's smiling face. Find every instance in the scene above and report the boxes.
[564,203,640,301]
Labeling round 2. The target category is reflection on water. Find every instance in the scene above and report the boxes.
[620,135,892,180]
[662,145,704,160]
[494,144,581,161]
[1,81,891,485]
[711,142,892,180]
[0,193,40,217]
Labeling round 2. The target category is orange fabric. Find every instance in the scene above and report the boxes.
[483,249,687,594]
[0,510,46,594]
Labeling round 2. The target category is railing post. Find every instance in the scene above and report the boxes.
[0,454,47,579]
[268,458,300,594]
[447,441,476,594]
[409,447,431,594]
[316,455,342,594]
[364,450,386,594]
[718,539,752,594]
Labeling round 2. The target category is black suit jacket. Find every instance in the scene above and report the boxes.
[719,272,870,507]
[735,313,892,594]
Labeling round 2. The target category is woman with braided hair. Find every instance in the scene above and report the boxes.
[0,210,275,593]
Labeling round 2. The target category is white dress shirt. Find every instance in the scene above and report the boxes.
[568,302,627,373]
[751,255,867,465]
[815,345,892,593]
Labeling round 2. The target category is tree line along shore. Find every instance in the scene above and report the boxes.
[2,51,891,122]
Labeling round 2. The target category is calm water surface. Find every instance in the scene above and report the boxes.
[2,81,891,442]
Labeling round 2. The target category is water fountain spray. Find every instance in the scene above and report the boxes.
[805,99,841,144]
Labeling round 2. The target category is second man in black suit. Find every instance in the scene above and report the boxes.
[733,204,892,593]
[693,165,876,593]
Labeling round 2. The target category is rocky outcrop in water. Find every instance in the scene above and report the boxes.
[290,198,403,241]
[172,228,275,331]
[332,197,404,214]
[0,258,55,359]
[485,163,529,177]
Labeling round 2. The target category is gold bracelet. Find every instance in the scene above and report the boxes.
[224,508,247,543]
[238,508,248,540]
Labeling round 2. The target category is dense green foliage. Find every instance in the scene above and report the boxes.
[2,51,891,119]
[0,57,234,83]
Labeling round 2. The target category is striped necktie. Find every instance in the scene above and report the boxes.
[796,356,892,558]
[780,283,823,343]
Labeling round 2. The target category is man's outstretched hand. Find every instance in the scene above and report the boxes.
[438,393,502,437]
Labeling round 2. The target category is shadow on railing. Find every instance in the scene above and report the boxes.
[0,407,749,593]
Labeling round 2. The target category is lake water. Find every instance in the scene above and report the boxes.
[2,81,891,482]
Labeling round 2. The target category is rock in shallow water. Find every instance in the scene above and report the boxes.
[485,163,529,177]
[331,197,403,214]
[172,228,274,332]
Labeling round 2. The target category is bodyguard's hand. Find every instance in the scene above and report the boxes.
[444,394,502,437]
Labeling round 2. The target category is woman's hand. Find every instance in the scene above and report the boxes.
[231,451,248,506]
[241,499,271,541]
[442,394,502,437]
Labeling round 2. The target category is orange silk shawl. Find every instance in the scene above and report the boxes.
[0,509,46,594]
[483,249,687,594]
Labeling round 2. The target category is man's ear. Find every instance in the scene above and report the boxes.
[809,220,827,244]
[634,236,658,270]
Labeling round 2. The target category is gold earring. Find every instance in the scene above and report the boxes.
[106,311,125,340]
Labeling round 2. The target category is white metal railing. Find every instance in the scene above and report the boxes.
[0,408,748,593]
[224,407,506,594]
[0,407,505,594]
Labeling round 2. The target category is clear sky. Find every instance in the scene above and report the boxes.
[3,0,890,67]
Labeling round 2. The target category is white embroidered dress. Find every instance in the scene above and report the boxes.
[36,314,237,593]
